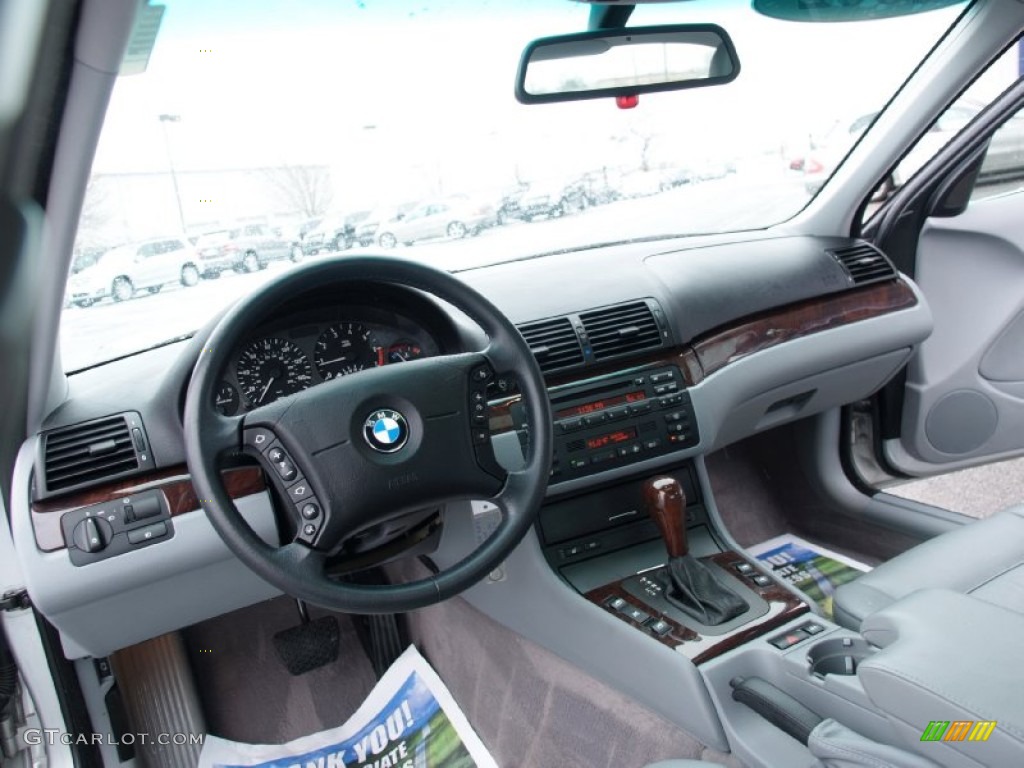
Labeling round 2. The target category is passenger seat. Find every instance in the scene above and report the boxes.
[833,505,1024,630]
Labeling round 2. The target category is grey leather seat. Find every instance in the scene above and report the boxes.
[833,505,1024,630]
[644,762,725,768]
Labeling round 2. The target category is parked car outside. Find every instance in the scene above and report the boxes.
[355,203,418,247]
[376,195,497,247]
[618,169,667,198]
[802,104,1024,194]
[302,210,372,254]
[64,237,200,306]
[195,224,299,277]
[495,184,529,225]
[517,180,571,221]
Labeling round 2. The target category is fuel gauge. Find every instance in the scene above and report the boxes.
[387,340,425,363]
[214,381,241,415]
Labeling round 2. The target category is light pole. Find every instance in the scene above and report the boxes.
[157,113,187,233]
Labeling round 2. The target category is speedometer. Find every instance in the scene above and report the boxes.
[314,322,381,380]
[236,337,313,407]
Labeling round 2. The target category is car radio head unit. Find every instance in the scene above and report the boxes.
[511,366,699,481]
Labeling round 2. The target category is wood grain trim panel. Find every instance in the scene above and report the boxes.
[30,466,265,552]
[585,551,809,664]
[693,279,917,378]
[488,280,915,432]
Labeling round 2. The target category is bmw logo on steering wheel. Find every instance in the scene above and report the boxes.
[363,409,410,453]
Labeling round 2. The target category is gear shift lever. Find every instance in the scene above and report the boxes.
[644,477,689,557]
[643,476,748,626]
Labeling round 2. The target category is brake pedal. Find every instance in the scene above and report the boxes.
[273,603,340,675]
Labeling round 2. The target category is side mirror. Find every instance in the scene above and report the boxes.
[515,25,739,105]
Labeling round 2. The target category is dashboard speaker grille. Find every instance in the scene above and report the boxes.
[517,316,585,373]
[829,242,897,285]
[579,300,662,360]
[41,413,145,495]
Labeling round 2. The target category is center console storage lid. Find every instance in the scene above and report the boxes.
[858,589,1024,766]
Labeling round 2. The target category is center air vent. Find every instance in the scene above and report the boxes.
[579,300,664,361]
[38,412,154,498]
[517,316,584,373]
[829,242,897,286]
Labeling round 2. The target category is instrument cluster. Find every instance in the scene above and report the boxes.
[214,310,441,415]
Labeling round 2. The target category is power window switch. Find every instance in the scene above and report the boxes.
[645,618,672,636]
[604,596,628,612]
[622,605,650,624]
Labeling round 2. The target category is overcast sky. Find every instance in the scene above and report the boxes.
[90,0,970,206]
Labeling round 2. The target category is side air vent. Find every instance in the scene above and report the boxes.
[579,300,664,361]
[517,316,585,373]
[38,412,154,498]
[829,242,897,286]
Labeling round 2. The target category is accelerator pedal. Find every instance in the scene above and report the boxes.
[272,600,340,675]
[353,612,406,679]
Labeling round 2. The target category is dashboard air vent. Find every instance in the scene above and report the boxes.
[830,242,897,285]
[517,316,584,373]
[579,300,663,361]
[39,412,153,497]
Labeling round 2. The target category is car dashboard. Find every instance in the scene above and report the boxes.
[12,234,932,673]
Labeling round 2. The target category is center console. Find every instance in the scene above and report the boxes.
[536,459,809,663]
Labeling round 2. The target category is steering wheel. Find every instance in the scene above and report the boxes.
[183,256,552,613]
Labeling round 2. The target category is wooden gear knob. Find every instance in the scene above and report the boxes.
[643,476,688,557]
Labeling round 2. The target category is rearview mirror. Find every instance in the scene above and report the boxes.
[515,25,739,105]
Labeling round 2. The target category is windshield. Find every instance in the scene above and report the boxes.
[62,0,968,371]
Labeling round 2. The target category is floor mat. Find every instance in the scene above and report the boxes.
[183,596,379,744]
[747,534,871,620]
[183,588,744,767]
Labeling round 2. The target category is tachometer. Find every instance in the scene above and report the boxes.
[236,337,313,407]
[314,322,381,380]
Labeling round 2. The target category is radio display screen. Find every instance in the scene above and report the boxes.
[585,427,638,450]
[555,391,645,419]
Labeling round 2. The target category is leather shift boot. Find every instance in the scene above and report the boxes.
[662,555,748,626]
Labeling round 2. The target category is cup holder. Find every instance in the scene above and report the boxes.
[807,636,874,678]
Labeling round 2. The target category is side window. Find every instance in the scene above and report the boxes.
[165,240,183,253]
[136,243,157,258]
[972,109,1024,201]
[863,43,1021,217]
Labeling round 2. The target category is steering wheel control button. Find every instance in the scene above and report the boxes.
[288,482,313,504]
[301,502,320,520]
[73,517,112,553]
[127,521,167,545]
[363,409,410,453]
[275,458,298,482]
[244,427,276,451]
[267,446,286,463]
[302,524,316,537]
[471,365,493,383]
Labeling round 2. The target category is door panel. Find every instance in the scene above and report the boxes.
[884,192,1024,474]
